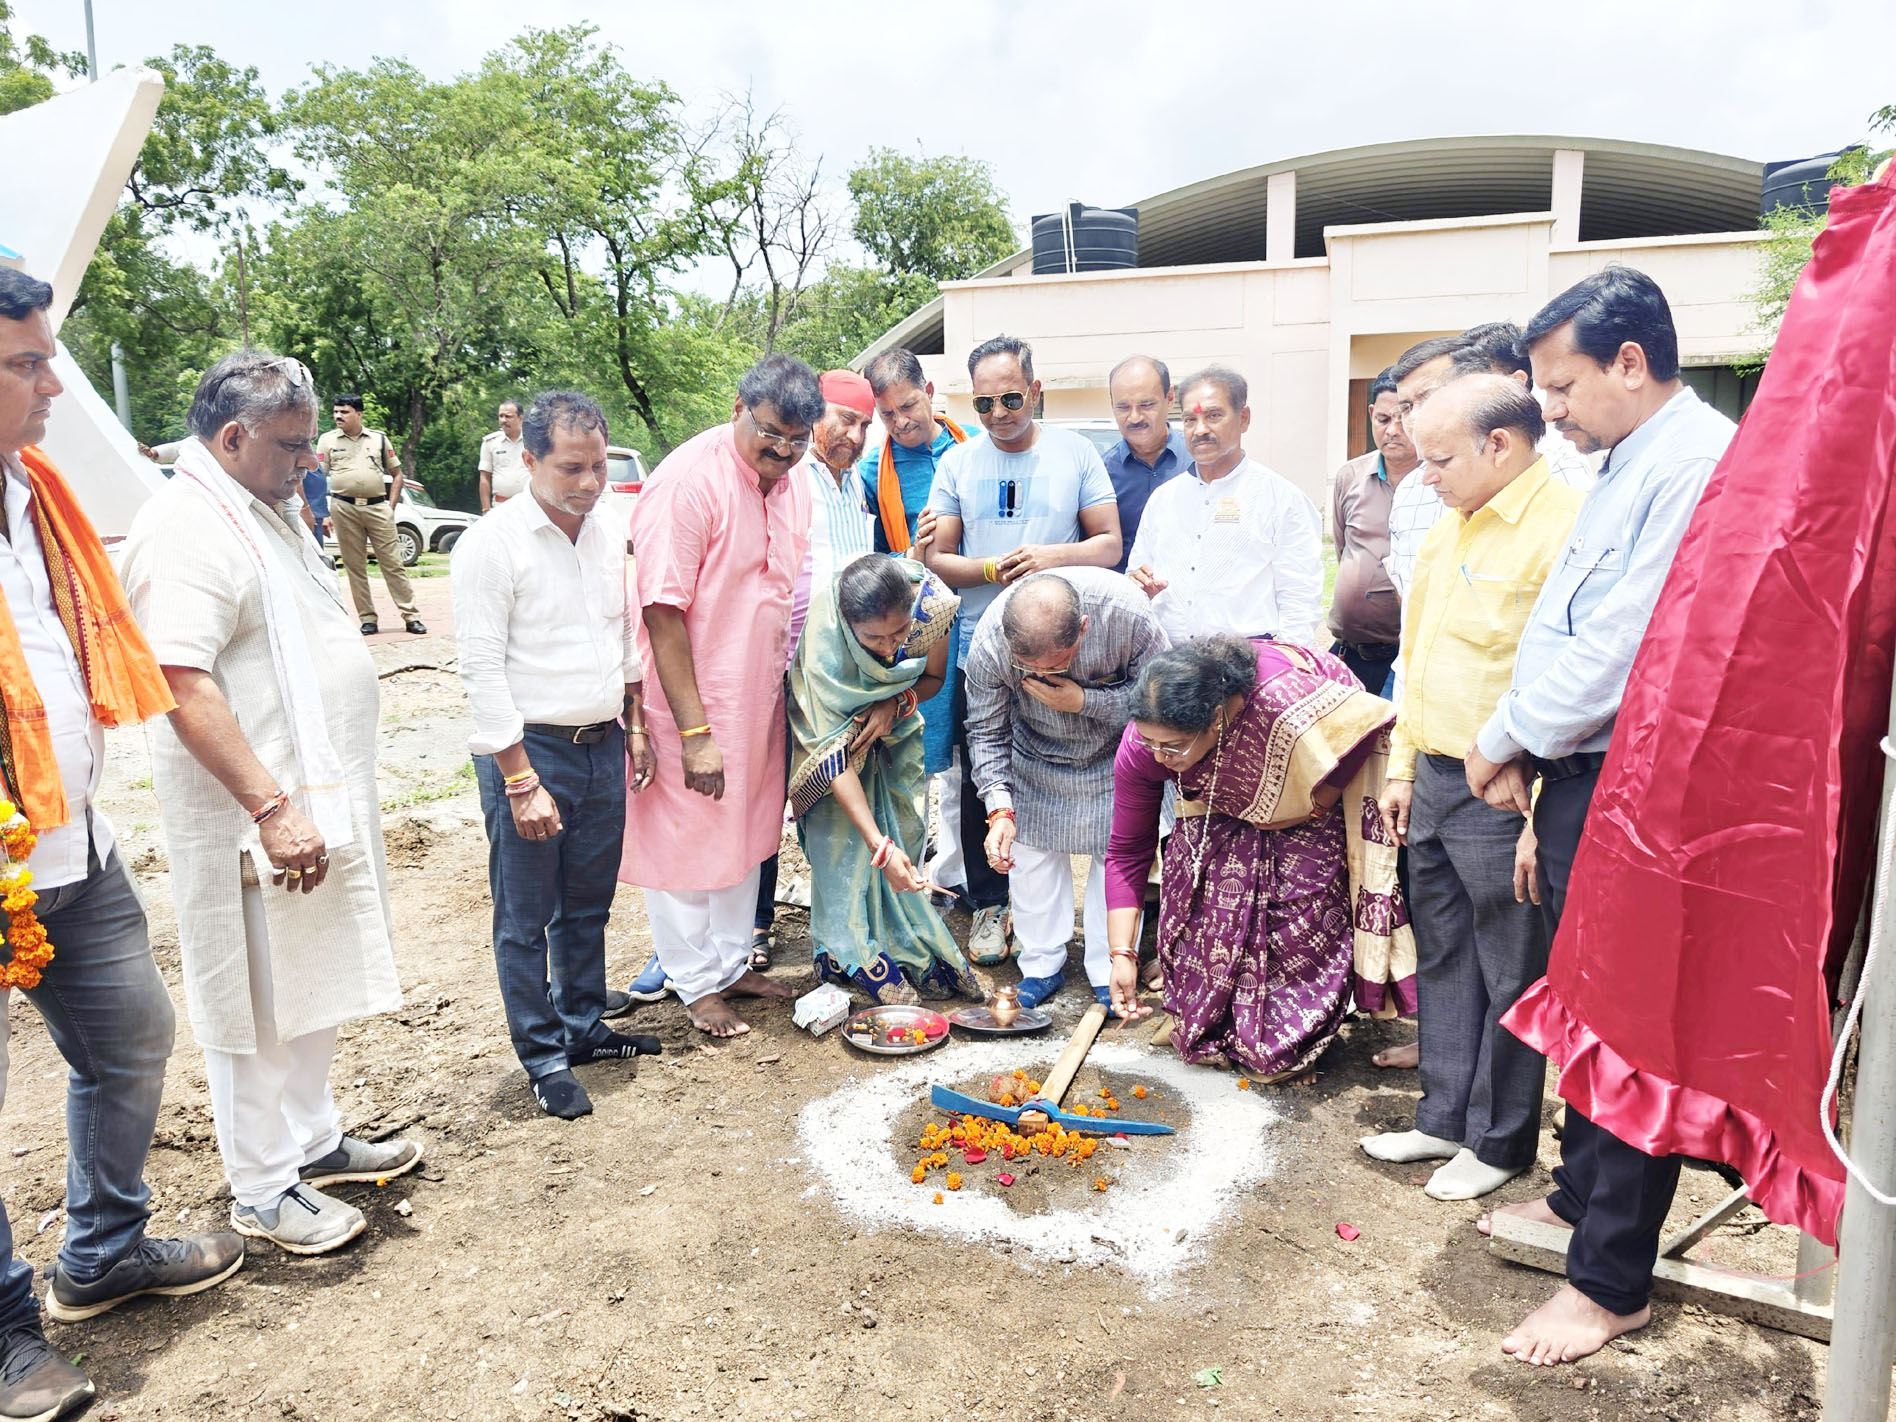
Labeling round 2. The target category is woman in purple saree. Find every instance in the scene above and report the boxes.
[1104,636,1413,1080]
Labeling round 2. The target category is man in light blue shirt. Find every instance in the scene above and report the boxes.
[1471,268,1735,1369]
[922,334,1122,965]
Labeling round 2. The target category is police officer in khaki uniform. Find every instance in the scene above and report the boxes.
[317,393,426,635]
[477,399,529,512]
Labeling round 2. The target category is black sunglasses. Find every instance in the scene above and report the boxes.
[972,391,1027,415]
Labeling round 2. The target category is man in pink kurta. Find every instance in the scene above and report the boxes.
[621,355,820,1036]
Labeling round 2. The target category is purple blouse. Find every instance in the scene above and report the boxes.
[1104,643,1375,912]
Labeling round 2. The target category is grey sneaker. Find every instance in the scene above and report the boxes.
[299,1135,423,1188]
[0,1319,92,1420]
[45,1233,245,1323]
[232,1185,365,1256]
[968,905,1011,966]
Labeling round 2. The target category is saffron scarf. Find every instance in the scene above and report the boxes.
[0,447,175,828]
[876,416,968,554]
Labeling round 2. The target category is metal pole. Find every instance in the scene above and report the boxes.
[84,0,134,433]
[1822,672,1896,1422]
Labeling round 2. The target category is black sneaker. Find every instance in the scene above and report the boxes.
[601,988,635,1020]
[569,1031,662,1067]
[0,1319,92,1421]
[45,1233,245,1324]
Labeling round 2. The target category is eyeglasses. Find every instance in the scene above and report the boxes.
[972,391,1027,415]
[1132,732,1198,762]
[742,407,811,455]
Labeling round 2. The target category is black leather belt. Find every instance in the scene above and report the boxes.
[524,721,617,745]
[1336,639,1400,658]
[1529,751,1607,782]
[333,493,387,506]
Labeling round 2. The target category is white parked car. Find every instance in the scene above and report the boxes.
[603,444,649,530]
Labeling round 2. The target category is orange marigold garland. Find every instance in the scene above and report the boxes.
[0,800,53,990]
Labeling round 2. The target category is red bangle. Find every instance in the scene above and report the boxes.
[986,808,1014,824]
[251,790,289,825]
[870,835,894,868]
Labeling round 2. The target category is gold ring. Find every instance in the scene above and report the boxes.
[285,867,303,879]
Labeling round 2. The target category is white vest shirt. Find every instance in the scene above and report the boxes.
[0,455,113,888]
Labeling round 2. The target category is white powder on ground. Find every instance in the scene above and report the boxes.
[795,1039,1279,1288]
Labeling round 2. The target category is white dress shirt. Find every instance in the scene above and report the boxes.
[0,456,112,888]
[451,490,641,757]
[1127,455,1325,647]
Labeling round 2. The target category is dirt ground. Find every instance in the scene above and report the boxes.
[1,568,1839,1421]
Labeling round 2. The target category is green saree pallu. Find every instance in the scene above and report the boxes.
[787,560,979,1004]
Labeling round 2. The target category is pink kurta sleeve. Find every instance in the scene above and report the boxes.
[1105,723,1171,911]
[633,462,712,613]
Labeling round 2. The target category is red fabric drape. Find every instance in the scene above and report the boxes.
[1503,168,1896,1248]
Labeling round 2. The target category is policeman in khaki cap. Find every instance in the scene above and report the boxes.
[317,392,426,636]
[478,399,529,513]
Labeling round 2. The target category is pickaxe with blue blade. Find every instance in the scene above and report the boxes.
[930,1002,1175,1135]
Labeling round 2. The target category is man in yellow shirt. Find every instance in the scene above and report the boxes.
[317,394,426,636]
[1361,374,1583,1201]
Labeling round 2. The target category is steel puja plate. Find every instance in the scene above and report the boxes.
[946,1005,1055,1035]
[841,1004,952,1055]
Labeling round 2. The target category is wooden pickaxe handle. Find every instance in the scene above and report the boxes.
[1017,1002,1107,1131]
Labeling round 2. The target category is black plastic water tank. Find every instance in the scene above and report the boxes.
[1759,151,1852,218]
[1030,204,1138,275]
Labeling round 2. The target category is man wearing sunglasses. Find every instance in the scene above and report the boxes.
[921,335,1122,967]
[620,355,818,1039]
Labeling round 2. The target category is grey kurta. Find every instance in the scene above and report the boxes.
[963,567,1170,855]
[121,476,400,1053]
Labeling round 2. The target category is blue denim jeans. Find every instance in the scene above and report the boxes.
[0,846,175,1327]
[475,732,625,1079]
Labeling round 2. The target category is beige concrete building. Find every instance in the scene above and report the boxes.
[855,136,1769,510]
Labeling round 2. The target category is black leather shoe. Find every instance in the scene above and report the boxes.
[404,619,428,635]
[45,1233,245,1323]
[0,1319,93,1421]
[360,622,377,636]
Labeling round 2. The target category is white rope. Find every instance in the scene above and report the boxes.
[1061,204,1077,274]
[1820,733,1896,1206]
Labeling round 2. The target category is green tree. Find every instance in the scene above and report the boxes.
[0,1,84,117]
[848,147,1017,282]
[280,55,554,486]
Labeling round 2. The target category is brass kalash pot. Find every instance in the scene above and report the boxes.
[987,984,1021,1028]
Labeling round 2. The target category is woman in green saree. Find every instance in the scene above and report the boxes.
[789,555,981,1003]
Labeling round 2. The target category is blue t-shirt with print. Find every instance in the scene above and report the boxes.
[927,424,1118,659]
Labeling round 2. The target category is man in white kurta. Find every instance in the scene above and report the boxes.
[1127,364,1325,648]
[121,352,419,1257]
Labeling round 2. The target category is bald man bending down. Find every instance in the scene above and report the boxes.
[960,570,1168,1012]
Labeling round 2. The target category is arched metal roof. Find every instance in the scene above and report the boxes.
[855,134,1766,363]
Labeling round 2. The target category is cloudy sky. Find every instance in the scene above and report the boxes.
[14,0,1891,239]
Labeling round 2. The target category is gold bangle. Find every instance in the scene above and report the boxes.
[982,558,999,584]
[627,727,647,738]
[678,724,713,738]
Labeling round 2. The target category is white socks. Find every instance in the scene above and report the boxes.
[1359,1129,1459,1163]
[1425,1148,1523,1201]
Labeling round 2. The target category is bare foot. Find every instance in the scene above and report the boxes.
[1501,1283,1648,1366]
[1478,1196,1570,1237]
[1140,960,1163,992]
[1372,1042,1418,1070]
[688,994,751,1038]
[725,969,796,1000]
